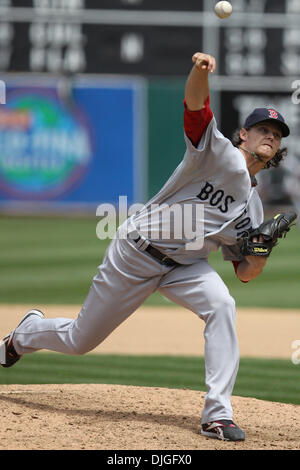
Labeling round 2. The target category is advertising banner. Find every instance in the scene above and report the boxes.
[0,75,146,213]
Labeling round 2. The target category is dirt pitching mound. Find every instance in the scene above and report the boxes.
[0,384,299,450]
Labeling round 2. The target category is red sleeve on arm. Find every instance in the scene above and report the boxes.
[232,261,249,284]
[183,95,213,147]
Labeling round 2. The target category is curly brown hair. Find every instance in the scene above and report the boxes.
[231,128,288,169]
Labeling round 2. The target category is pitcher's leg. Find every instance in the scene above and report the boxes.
[201,292,239,423]
[158,260,239,423]
[13,238,161,356]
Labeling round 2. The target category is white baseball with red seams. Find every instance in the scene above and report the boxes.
[214,1,233,19]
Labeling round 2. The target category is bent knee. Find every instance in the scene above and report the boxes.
[68,341,93,355]
[69,334,108,355]
[213,293,236,313]
[198,292,236,320]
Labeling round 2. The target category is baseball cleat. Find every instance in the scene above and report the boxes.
[201,420,245,441]
[0,309,44,368]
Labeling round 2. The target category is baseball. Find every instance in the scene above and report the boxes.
[214,1,233,19]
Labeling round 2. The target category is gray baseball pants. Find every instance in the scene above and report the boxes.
[13,236,239,424]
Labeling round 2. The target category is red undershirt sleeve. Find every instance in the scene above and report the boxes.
[183,95,213,147]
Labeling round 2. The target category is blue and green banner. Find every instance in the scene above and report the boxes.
[0,76,146,211]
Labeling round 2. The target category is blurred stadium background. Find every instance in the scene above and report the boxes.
[0,0,299,404]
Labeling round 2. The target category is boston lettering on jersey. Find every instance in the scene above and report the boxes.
[196,181,235,214]
[233,209,253,239]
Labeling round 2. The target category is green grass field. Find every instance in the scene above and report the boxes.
[0,353,299,406]
[1,215,299,405]
[0,214,299,308]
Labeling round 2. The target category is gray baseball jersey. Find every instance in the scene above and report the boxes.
[130,116,264,264]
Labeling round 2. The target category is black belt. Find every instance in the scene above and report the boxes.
[132,236,179,267]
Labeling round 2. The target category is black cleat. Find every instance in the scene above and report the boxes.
[201,419,245,441]
[0,309,44,368]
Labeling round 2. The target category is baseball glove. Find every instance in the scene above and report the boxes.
[239,212,297,257]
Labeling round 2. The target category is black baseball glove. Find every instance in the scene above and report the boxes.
[239,212,297,257]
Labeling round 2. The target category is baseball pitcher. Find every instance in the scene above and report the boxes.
[1,53,296,442]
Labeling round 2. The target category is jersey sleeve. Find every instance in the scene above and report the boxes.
[183,95,213,147]
[222,244,244,262]
[182,99,243,182]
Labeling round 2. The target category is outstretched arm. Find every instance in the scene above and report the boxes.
[185,53,216,111]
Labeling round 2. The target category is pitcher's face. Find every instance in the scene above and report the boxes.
[240,121,282,163]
